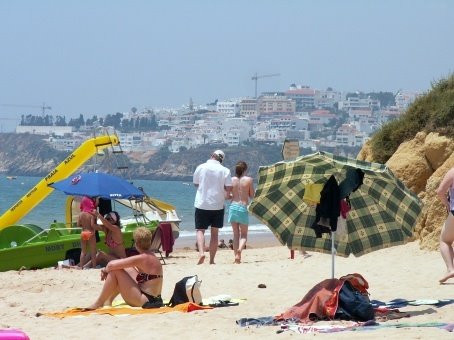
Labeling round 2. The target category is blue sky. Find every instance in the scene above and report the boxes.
[0,0,453,131]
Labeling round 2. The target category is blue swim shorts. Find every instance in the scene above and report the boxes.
[228,202,249,225]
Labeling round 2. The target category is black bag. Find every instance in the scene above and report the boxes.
[167,275,202,307]
[335,281,375,321]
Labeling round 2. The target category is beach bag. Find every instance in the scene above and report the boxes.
[168,275,202,307]
[335,280,374,321]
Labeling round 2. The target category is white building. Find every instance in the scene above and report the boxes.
[395,91,420,111]
[216,100,240,117]
[15,125,73,136]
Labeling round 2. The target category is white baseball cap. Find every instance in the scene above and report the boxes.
[213,150,225,163]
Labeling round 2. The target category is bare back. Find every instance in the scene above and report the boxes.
[231,176,254,205]
[78,211,95,231]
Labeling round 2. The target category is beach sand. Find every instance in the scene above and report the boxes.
[1,239,453,340]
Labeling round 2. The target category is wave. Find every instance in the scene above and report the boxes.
[177,223,271,238]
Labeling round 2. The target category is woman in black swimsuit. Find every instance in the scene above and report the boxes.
[87,227,164,309]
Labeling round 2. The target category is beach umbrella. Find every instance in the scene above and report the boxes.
[49,172,145,200]
[248,151,422,278]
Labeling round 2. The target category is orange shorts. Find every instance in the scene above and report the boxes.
[81,230,93,241]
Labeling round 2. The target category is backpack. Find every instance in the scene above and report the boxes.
[168,275,202,307]
[335,280,375,321]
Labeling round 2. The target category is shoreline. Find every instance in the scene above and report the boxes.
[173,231,281,250]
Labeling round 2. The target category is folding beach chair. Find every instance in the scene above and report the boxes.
[150,226,166,265]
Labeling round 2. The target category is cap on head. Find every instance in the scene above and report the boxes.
[213,150,225,163]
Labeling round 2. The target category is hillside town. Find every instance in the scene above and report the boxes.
[12,84,420,154]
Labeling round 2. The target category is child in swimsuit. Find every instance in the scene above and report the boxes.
[77,196,97,268]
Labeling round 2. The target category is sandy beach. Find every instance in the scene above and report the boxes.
[1,239,453,340]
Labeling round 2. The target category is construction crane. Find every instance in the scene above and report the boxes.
[251,73,280,98]
[1,102,52,116]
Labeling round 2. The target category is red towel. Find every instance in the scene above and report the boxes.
[159,223,174,257]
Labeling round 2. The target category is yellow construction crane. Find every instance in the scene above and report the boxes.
[1,102,52,116]
[251,72,280,98]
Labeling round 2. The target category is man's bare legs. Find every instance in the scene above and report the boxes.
[440,214,454,283]
[209,227,219,264]
[196,229,206,265]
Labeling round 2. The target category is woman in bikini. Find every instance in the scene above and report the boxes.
[228,161,255,264]
[90,211,126,267]
[87,226,163,309]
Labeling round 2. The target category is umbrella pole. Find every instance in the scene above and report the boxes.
[331,231,335,279]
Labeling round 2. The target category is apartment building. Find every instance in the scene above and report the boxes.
[216,100,240,117]
[286,85,316,111]
[395,91,420,111]
[257,95,296,120]
[315,88,343,109]
[239,98,258,117]
[335,124,367,147]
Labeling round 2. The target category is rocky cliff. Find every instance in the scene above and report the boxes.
[0,133,285,181]
[358,131,454,251]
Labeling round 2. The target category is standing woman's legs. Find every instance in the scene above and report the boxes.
[439,213,454,283]
[231,222,240,263]
[236,224,248,263]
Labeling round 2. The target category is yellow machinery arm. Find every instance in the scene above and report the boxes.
[0,134,120,230]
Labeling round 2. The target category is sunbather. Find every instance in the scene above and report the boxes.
[87,227,164,309]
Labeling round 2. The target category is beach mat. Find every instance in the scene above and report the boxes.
[37,302,212,319]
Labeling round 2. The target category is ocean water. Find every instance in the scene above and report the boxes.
[0,176,271,239]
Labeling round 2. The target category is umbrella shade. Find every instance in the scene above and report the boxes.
[249,151,422,257]
[49,172,145,200]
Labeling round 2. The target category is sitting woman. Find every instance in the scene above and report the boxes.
[87,226,163,309]
[91,211,126,266]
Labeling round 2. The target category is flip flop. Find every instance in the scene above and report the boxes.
[208,301,239,307]
[408,299,439,306]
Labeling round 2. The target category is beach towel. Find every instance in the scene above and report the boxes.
[159,222,174,257]
[37,302,212,319]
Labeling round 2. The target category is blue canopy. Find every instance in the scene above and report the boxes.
[49,172,145,199]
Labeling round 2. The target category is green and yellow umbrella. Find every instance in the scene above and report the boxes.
[249,152,422,276]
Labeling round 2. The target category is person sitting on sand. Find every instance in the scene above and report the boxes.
[77,196,98,269]
[218,239,227,249]
[88,211,126,268]
[436,167,454,283]
[87,227,164,309]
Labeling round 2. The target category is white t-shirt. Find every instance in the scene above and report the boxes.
[193,159,232,210]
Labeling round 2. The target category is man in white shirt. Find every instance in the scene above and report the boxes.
[193,150,232,264]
